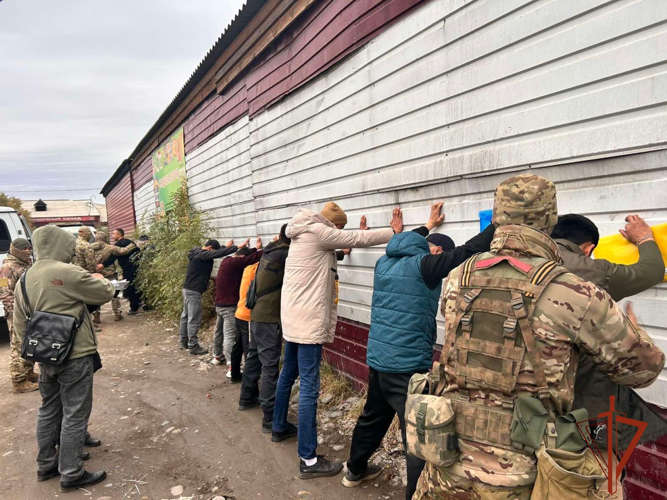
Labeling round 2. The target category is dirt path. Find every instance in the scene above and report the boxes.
[0,303,399,500]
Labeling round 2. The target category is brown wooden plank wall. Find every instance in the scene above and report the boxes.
[183,78,248,155]
[131,155,153,188]
[105,171,135,238]
[246,0,427,116]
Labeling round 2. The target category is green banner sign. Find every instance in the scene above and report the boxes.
[152,127,186,215]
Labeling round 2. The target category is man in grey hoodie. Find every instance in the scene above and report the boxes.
[13,225,115,492]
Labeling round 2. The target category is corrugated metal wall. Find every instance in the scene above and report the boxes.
[247,0,667,404]
[105,171,135,237]
[185,116,256,244]
[133,181,157,228]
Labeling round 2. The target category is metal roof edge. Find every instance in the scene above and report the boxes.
[101,0,267,197]
[101,159,131,196]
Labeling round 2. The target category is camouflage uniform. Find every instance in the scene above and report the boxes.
[71,227,97,273]
[0,241,36,388]
[414,175,665,500]
[91,232,136,320]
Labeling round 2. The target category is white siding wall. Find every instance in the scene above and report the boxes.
[133,181,156,229]
[247,0,667,404]
[185,116,256,245]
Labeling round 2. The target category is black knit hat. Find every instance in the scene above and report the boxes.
[426,233,455,251]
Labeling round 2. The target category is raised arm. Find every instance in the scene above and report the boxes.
[606,215,665,301]
[420,224,495,289]
[314,208,402,250]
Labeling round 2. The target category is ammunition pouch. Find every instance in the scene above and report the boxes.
[405,374,459,467]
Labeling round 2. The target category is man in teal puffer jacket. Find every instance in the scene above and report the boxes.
[343,203,496,500]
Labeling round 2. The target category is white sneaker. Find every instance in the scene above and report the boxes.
[226,370,232,379]
[211,358,223,366]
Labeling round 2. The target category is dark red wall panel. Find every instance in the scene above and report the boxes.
[105,172,135,238]
[132,155,153,188]
[183,78,248,155]
[247,0,428,116]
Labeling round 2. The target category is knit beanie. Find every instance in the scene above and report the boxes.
[492,174,558,234]
[321,202,348,226]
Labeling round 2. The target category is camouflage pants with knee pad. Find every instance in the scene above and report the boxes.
[414,463,533,500]
[8,318,35,383]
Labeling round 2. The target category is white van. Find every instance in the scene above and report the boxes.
[0,207,33,337]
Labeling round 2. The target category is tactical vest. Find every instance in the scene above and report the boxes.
[406,253,571,465]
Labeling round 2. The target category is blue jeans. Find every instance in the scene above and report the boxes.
[272,341,322,460]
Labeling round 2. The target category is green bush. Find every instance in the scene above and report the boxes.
[135,186,215,323]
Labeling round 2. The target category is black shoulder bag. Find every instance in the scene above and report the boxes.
[19,271,84,365]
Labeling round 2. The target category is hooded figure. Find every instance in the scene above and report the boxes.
[1,238,38,392]
[12,225,114,491]
[414,174,664,500]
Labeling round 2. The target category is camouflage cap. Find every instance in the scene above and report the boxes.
[492,174,558,233]
[78,226,92,238]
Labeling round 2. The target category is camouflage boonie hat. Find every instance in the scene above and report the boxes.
[78,227,92,238]
[492,174,558,233]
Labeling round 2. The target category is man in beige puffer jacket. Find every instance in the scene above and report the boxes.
[272,202,403,480]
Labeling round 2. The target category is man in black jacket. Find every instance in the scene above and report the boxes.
[180,238,241,355]
[99,228,142,315]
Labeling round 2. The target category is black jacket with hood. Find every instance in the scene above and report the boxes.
[183,245,238,293]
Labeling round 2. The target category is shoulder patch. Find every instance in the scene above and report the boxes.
[0,277,8,287]
[51,279,64,286]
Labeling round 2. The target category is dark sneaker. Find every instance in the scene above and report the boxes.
[300,456,344,480]
[37,465,60,482]
[85,435,101,447]
[342,464,382,487]
[189,346,209,356]
[229,376,242,384]
[81,452,90,461]
[127,310,139,316]
[60,470,107,492]
[180,343,188,350]
[238,399,259,411]
[272,422,298,442]
[262,418,273,434]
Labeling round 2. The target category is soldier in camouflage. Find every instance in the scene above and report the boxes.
[414,174,665,499]
[0,238,38,393]
[90,231,136,322]
[72,227,97,273]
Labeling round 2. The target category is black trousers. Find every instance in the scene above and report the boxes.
[347,368,425,500]
[239,321,283,421]
[230,319,250,380]
[124,283,141,312]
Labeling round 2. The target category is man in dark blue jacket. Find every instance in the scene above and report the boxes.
[342,203,495,500]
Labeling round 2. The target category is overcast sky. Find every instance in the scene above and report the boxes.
[0,0,246,204]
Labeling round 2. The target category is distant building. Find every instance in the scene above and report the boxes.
[23,199,107,228]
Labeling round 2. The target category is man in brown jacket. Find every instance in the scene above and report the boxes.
[13,225,115,492]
